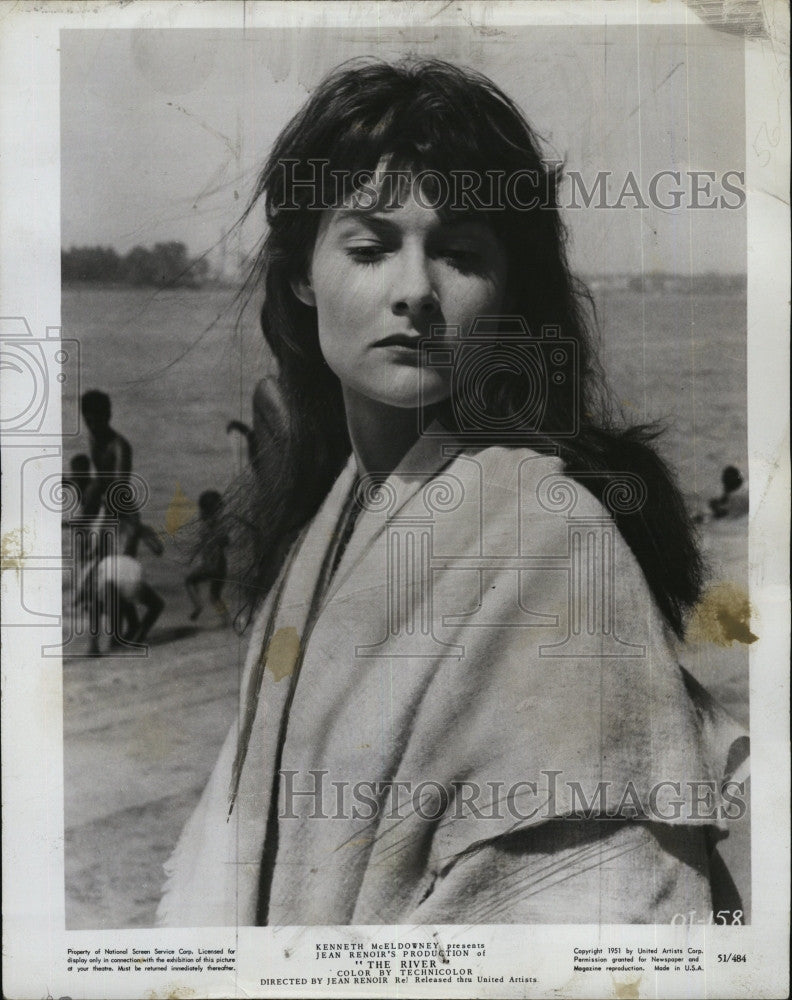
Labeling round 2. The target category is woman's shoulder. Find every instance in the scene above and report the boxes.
[433,440,670,645]
[444,442,612,522]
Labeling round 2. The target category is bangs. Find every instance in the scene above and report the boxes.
[336,155,492,228]
[319,75,509,180]
[263,58,553,228]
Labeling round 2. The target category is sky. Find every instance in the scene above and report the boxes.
[60,23,746,275]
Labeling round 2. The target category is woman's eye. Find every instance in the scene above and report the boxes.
[440,248,483,272]
[346,244,387,264]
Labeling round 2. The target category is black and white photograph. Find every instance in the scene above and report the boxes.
[1,2,789,998]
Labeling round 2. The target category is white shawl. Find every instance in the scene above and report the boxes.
[158,434,747,926]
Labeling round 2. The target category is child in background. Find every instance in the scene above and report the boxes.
[80,389,132,519]
[185,490,230,627]
[709,465,748,520]
[90,508,165,653]
[63,453,94,516]
[65,453,101,653]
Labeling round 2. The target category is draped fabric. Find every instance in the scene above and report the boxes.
[158,433,748,927]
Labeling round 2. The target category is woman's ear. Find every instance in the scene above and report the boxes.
[290,274,316,308]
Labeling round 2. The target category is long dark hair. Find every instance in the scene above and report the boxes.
[236,57,702,637]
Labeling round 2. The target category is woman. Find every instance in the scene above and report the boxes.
[158,58,748,926]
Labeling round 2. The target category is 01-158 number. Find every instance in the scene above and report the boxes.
[671,910,744,925]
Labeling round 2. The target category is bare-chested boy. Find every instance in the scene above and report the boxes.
[77,390,134,652]
[80,389,132,517]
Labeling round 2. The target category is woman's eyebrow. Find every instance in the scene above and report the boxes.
[333,211,400,236]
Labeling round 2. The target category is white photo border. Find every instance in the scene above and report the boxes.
[1,2,789,998]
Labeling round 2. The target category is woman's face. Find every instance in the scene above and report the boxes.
[292,185,509,409]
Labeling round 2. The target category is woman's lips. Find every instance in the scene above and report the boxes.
[374,334,427,365]
[375,333,423,348]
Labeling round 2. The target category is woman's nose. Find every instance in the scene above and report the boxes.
[390,254,439,319]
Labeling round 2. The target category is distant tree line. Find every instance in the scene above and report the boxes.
[627,272,747,294]
[62,242,209,287]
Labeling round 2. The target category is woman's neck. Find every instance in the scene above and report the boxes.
[342,388,429,479]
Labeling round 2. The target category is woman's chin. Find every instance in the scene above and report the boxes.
[342,374,449,412]
[381,374,451,411]
[378,391,450,412]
